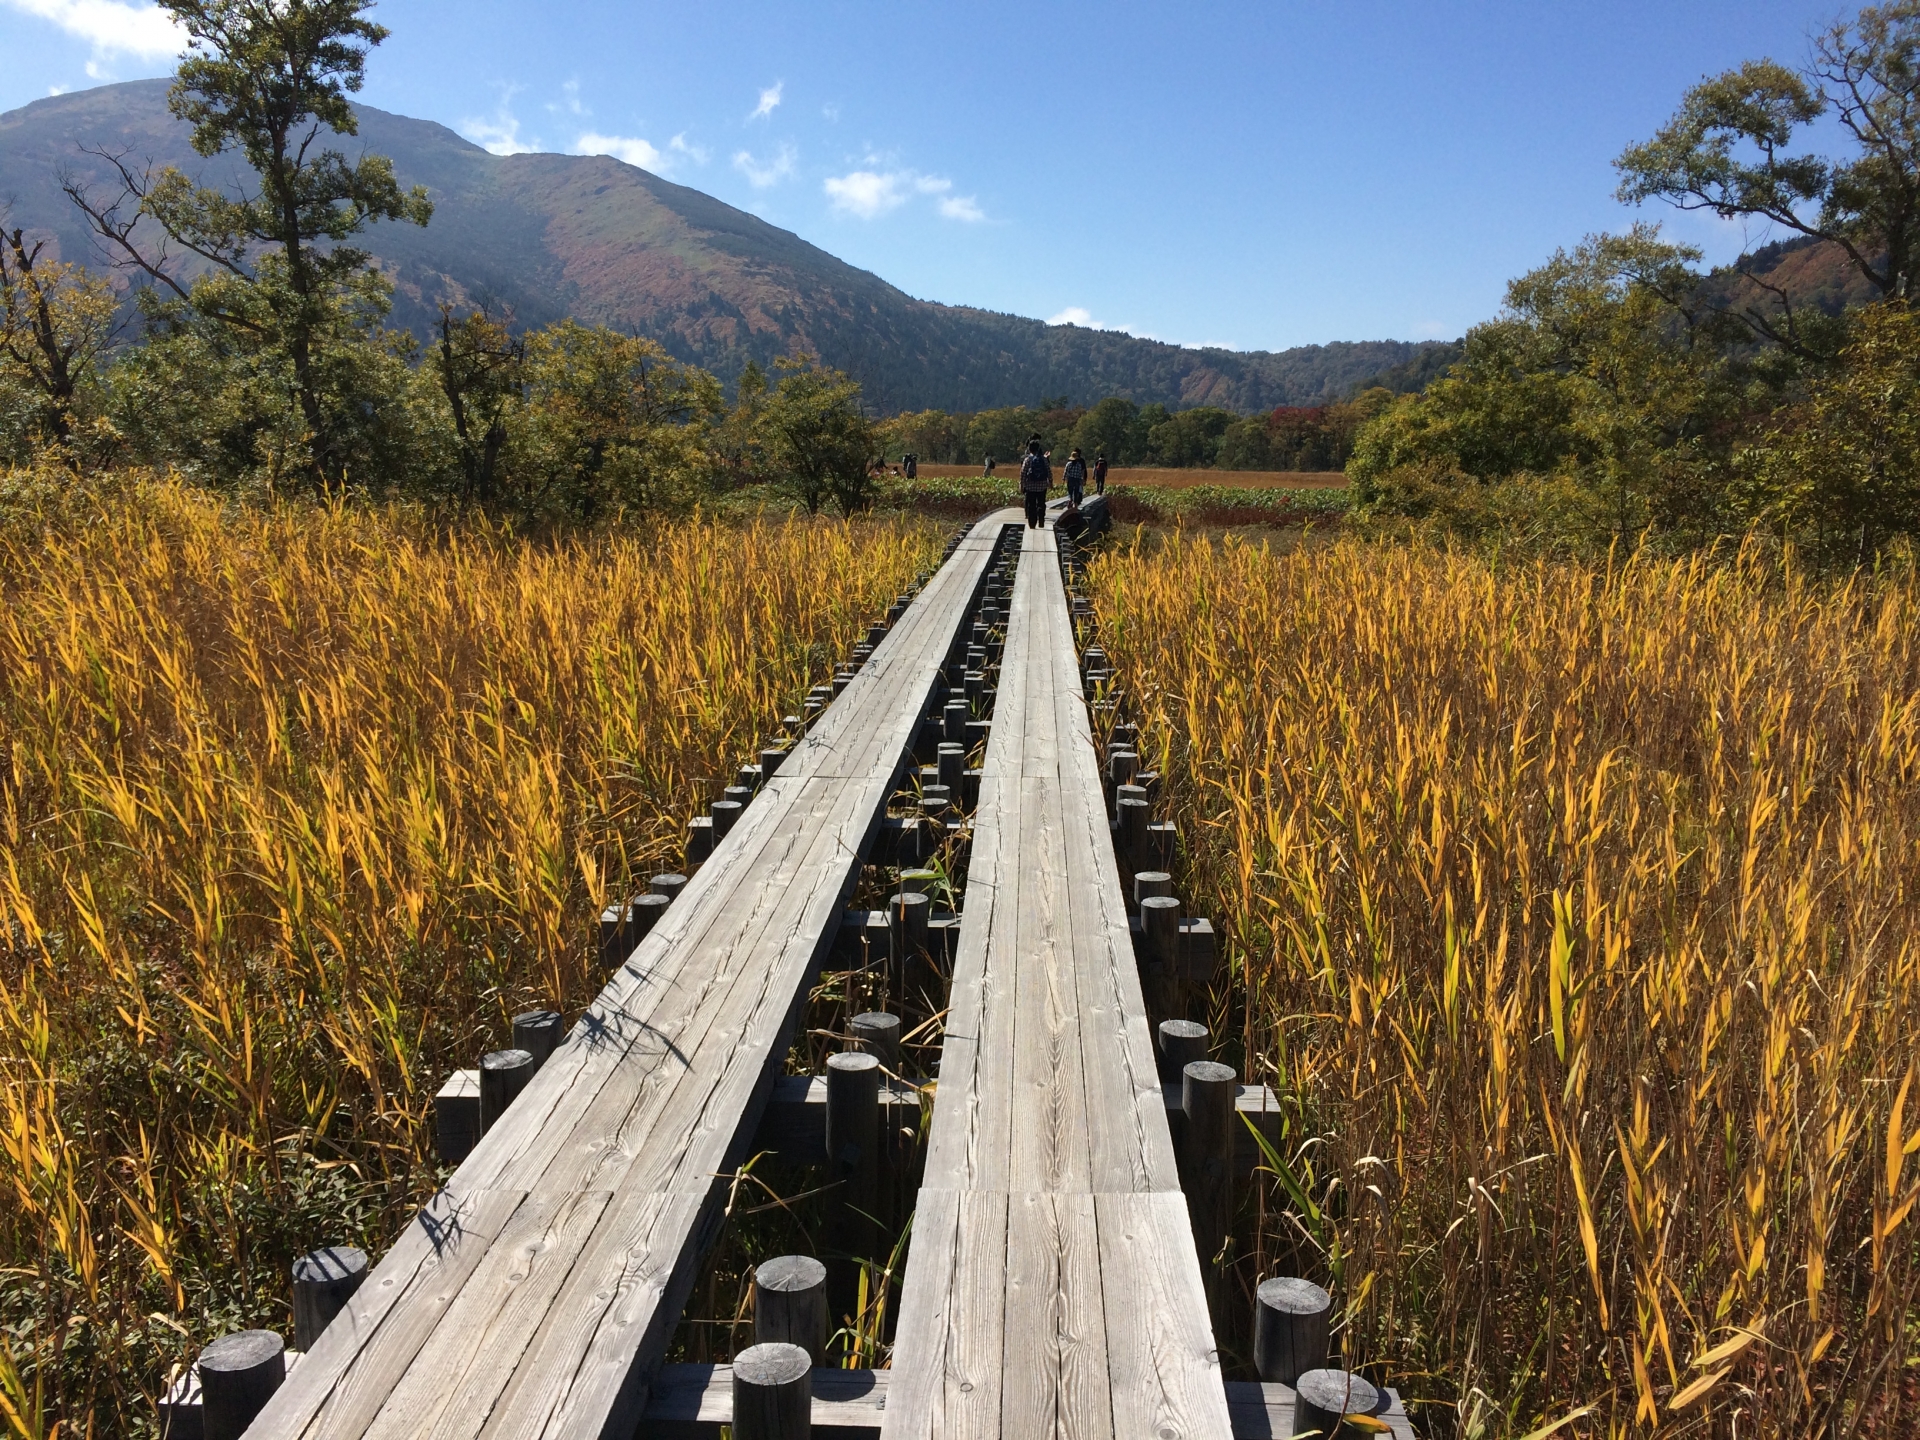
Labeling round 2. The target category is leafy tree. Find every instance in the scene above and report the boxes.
[712,360,772,487]
[763,355,877,516]
[1616,3,1920,357]
[508,322,720,522]
[0,225,117,457]
[1071,396,1146,466]
[1145,405,1234,467]
[65,0,431,491]
[1350,228,1753,543]
[964,406,1038,469]
[433,305,524,507]
[880,407,967,464]
[1741,301,1920,558]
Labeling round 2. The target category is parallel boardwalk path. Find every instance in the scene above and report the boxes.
[242,513,1017,1440]
[883,525,1234,1440]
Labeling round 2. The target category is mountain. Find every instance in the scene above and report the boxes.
[0,80,1442,414]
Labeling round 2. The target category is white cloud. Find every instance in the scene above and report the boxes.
[824,167,980,221]
[670,132,710,165]
[577,130,664,171]
[47,82,69,95]
[734,142,797,188]
[552,79,586,116]
[461,88,537,155]
[824,169,907,219]
[822,102,840,122]
[2,0,184,59]
[750,81,783,121]
[463,111,535,155]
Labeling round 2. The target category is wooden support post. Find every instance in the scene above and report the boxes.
[723,784,755,809]
[849,1012,901,1073]
[754,1256,830,1364]
[512,1010,563,1070]
[597,901,631,969]
[631,892,671,939]
[964,669,984,701]
[1294,1369,1382,1436]
[1133,870,1173,911]
[943,700,968,743]
[936,743,964,792]
[1111,721,1139,751]
[198,1330,285,1440]
[686,815,714,866]
[1109,748,1139,787]
[479,1048,535,1134]
[731,1343,813,1440]
[889,891,930,965]
[292,1246,369,1351]
[1158,1019,1209,1083]
[1140,894,1182,970]
[761,746,787,778]
[919,784,952,811]
[434,1070,479,1164]
[711,798,744,839]
[1253,1277,1332,1385]
[1182,1059,1236,1281]
[825,1051,880,1313]
[650,872,688,902]
[1116,797,1150,868]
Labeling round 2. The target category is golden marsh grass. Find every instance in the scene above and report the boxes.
[1089,531,1920,1436]
[0,473,940,1433]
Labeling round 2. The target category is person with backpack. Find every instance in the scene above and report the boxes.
[1063,448,1088,507]
[1093,453,1108,495]
[904,452,918,479]
[1018,438,1052,528]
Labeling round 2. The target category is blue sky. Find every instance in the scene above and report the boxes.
[0,0,1848,352]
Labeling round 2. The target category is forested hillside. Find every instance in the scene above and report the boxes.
[0,81,1442,413]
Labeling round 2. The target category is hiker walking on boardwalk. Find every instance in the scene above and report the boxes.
[1019,438,1052,528]
[1063,448,1088,507]
[1093,453,1108,495]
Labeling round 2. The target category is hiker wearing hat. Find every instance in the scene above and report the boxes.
[1063,448,1088,507]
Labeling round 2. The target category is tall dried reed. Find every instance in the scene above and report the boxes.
[0,472,940,1434]
[1089,531,1920,1437]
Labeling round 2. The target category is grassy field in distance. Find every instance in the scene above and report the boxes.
[907,461,1348,489]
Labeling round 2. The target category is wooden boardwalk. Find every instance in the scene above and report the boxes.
[241,512,1017,1440]
[883,525,1234,1440]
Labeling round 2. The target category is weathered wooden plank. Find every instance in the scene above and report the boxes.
[1000,1191,1112,1440]
[1220,1381,1419,1440]
[1094,1191,1234,1440]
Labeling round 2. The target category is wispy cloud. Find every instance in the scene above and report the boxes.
[551,78,587,117]
[1,0,184,59]
[461,92,538,156]
[822,102,840,122]
[750,81,783,121]
[824,167,984,222]
[734,142,797,188]
[577,131,665,171]
[670,132,710,165]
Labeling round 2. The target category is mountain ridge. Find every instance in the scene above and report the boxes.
[0,80,1445,413]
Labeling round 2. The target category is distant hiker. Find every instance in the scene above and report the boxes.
[1063,448,1088,506]
[1093,454,1108,494]
[904,452,918,479]
[984,454,996,478]
[1019,439,1052,529]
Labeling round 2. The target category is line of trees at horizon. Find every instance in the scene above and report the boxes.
[877,390,1395,473]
